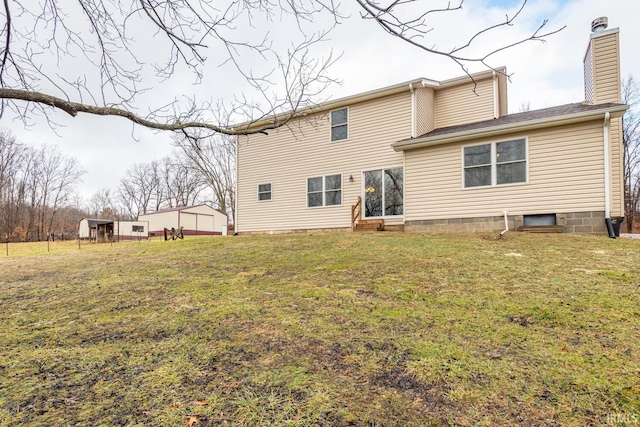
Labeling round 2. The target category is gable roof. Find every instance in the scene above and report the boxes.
[141,204,211,215]
[234,68,504,132]
[392,102,628,151]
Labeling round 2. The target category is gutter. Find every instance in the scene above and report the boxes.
[392,104,628,151]
[602,112,619,238]
[234,135,239,235]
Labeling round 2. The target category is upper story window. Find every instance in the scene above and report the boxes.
[463,138,527,188]
[258,183,272,201]
[307,174,342,207]
[330,108,348,141]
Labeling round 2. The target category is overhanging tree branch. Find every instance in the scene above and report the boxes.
[0,0,565,134]
[0,87,298,135]
[354,0,565,89]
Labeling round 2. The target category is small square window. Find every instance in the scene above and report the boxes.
[258,183,272,201]
[330,108,348,142]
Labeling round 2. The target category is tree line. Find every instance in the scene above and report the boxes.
[89,133,235,223]
[0,131,84,242]
[623,76,640,232]
[0,131,235,242]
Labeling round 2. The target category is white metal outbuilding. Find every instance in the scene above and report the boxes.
[138,204,228,236]
[78,219,150,242]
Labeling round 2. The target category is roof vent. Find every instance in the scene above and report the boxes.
[591,17,608,33]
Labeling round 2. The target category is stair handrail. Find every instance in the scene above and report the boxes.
[351,196,362,231]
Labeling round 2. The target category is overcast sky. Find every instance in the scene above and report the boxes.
[3,0,639,202]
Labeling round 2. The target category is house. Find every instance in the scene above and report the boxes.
[138,204,228,236]
[235,17,627,236]
[78,219,149,242]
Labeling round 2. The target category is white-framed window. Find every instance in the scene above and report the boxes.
[258,183,272,201]
[132,225,144,232]
[364,167,403,217]
[330,108,348,142]
[307,174,342,207]
[463,138,527,188]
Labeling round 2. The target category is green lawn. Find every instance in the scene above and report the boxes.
[0,233,639,426]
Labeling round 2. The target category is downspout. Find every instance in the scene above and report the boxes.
[603,112,611,218]
[409,83,416,138]
[234,135,239,235]
[603,112,616,238]
[500,211,509,236]
[493,71,499,119]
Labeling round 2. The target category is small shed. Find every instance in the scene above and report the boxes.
[78,219,150,242]
[138,204,227,236]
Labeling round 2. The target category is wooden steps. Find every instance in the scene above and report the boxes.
[518,225,564,233]
[354,219,385,232]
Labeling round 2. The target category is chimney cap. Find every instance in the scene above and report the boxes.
[591,17,608,33]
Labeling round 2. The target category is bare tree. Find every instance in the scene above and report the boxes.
[0,130,24,240]
[0,0,337,136]
[172,132,236,222]
[519,102,531,113]
[42,151,85,238]
[161,154,206,208]
[149,160,165,213]
[0,135,84,241]
[87,188,118,218]
[118,162,160,217]
[355,0,564,86]
[622,75,640,232]
[0,1,563,136]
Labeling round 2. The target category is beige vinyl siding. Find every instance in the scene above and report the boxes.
[592,32,621,104]
[415,87,435,135]
[584,43,594,104]
[434,77,494,128]
[237,92,410,232]
[497,72,508,117]
[404,121,608,221]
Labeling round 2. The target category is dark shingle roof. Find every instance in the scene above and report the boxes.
[399,102,625,144]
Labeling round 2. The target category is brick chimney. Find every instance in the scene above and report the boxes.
[584,17,621,105]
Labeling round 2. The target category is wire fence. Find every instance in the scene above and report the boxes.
[2,236,152,258]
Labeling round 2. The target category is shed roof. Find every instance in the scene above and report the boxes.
[392,102,628,151]
[83,218,115,226]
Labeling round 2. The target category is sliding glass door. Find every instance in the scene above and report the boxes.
[364,167,403,218]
